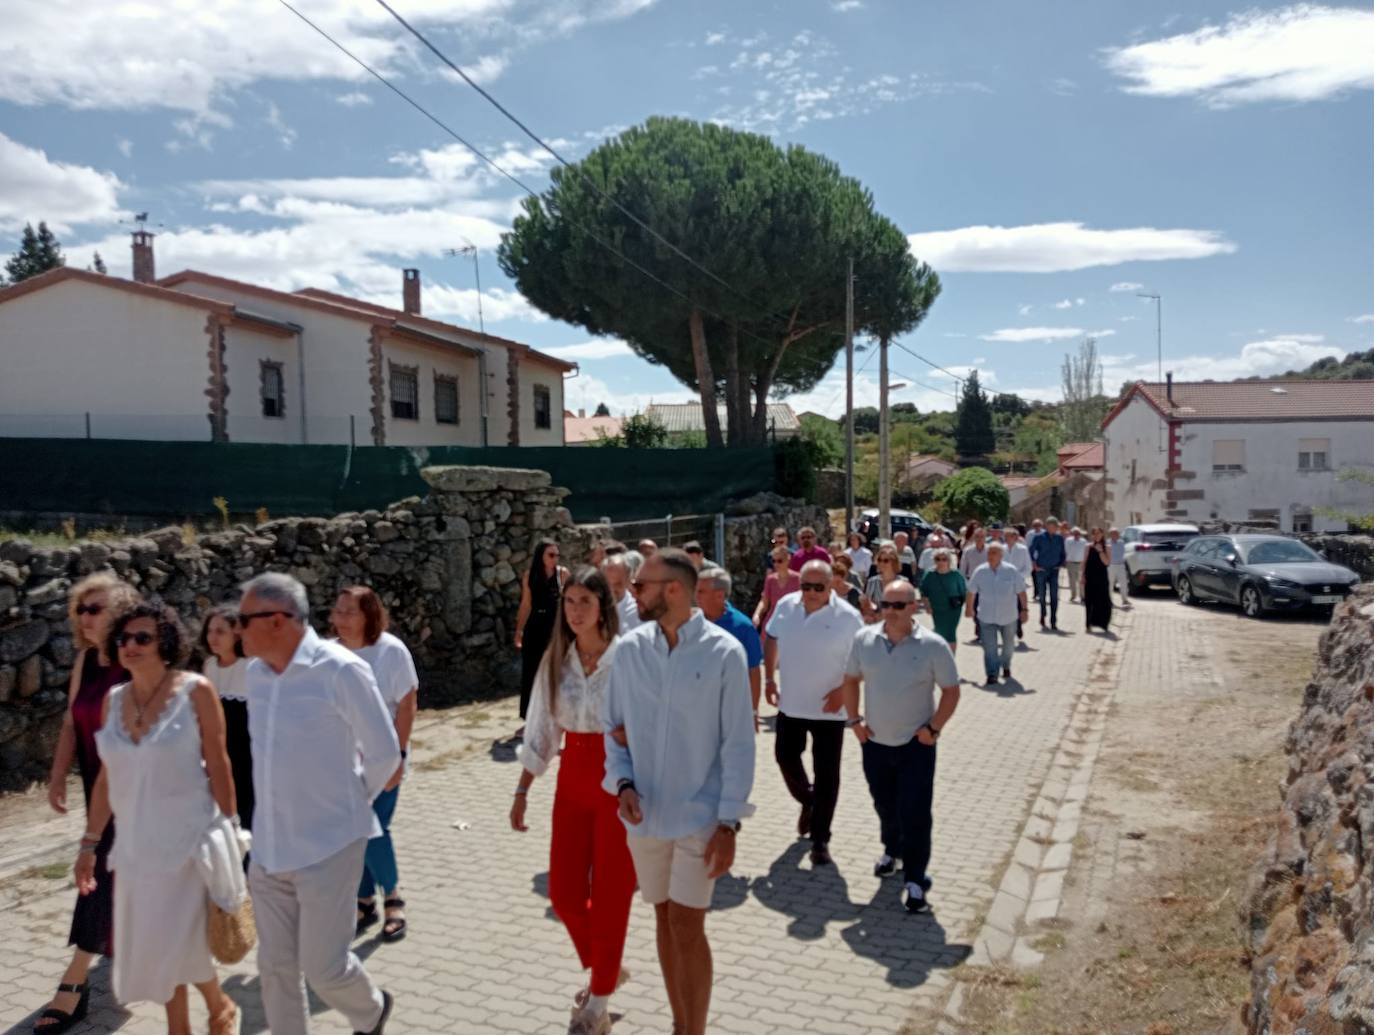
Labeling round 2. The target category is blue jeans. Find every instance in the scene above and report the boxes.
[980,621,1016,679]
[358,786,400,898]
[1039,566,1061,625]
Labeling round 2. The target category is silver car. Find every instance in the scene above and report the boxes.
[1123,523,1200,592]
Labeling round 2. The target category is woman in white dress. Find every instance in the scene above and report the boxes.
[509,566,629,1035]
[74,601,241,1035]
[330,586,417,943]
[199,606,253,832]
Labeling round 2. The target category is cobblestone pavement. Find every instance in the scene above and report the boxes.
[1,594,1119,1035]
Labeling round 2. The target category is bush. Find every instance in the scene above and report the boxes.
[774,437,817,502]
[932,466,1009,525]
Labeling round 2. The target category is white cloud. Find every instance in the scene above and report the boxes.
[1017,303,1033,315]
[116,138,133,158]
[1102,339,1346,386]
[705,31,727,45]
[335,91,374,107]
[1119,315,1138,322]
[542,339,635,361]
[1110,281,1145,292]
[832,0,864,11]
[908,222,1236,273]
[1048,77,1078,95]
[265,102,297,150]
[1104,5,1374,107]
[980,326,1088,343]
[0,0,657,120]
[0,132,124,234]
[1053,299,1073,309]
[1349,314,1374,324]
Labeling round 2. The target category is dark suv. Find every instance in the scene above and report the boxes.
[854,508,933,548]
[1172,533,1360,618]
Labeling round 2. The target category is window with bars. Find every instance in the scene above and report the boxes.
[435,373,459,425]
[1211,439,1245,472]
[1298,437,1330,470]
[261,361,284,418]
[390,363,418,420]
[533,383,552,430]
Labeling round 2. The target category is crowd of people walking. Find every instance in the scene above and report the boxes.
[33,510,1115,1035]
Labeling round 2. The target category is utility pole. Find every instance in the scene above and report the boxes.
[844,257,855,535]
[1137,292,1162,382]
[878,335,891,540]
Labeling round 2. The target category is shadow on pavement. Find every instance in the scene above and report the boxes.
[980,678,1035,698]
[839,883,973,989]
[749,842,860,941]
[488,737,519,763]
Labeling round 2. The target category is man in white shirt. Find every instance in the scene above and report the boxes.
[601,552,643,633]
[958,527,989,640]
[1064,528,1088,603]
[763,559,863,866]
[892,531,918,581]
[1108,528,1130,606]
[965,543,1028,687]
[238,573,399,1035]
[1003,528,1032,643]
[603,549,755,1035]
[842,578,960,913]
[917,532,948,578]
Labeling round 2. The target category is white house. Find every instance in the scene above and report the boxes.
[0,233,574,446]
[1101,376,1374,532]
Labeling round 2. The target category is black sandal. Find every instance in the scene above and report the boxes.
[34,982,89,1034]
[356,898,379,935]
[381,897,407,942]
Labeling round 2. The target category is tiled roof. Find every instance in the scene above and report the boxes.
[1061,442,1104,469]
[563,414,622,444]
[1057,441,1097,457]
[1123,380,1374,423]
[645,402,801,434]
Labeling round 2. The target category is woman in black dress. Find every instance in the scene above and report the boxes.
[1080,526,1114,633]
[514,539,568,729]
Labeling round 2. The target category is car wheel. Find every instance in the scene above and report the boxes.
[1240,584,1265,619]
[1176,576,1198,605]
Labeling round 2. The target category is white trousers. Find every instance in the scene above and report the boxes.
[249,839,385,1035]
[1109,563,1129,599]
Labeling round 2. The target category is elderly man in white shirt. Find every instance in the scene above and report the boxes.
[238,573,400,1035]
[1003,528,1033,642]
[1064,528,1088,603]
[602,552,643,634]
[763,558,863,867]
[603,549,755,1035]
[965,543,1029,687]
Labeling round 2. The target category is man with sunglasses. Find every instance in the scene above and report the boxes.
[237,573,399,1035]
[763,559,862,866]
[841,579,959,913]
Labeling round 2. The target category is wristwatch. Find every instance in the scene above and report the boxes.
[845,715,865,728]
[616,779,636,795]
[717,820,741,833]
[922,723,942,740]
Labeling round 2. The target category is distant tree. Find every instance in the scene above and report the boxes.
[593,401,611,417]
[1316,468,1374,531]
[1012,412,1064,475]
[954,371,995,459]
[5,221,65,283]
[932,466,1009,525]
[89,251,107,274]
[620,412,669,449]
[799,413,844,469]
[847,406,881,436]
[892,402,919,417]
[991,392,1032,419]
[1060,337,1109,441]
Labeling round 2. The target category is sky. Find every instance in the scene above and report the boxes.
[2,0,1372,417]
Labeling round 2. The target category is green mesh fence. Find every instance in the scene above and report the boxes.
[0,439,778,523]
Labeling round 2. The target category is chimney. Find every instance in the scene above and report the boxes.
[402,268,421,315]
[131,230,155,284]
[1165,371,1174,404]
[578,408,586,419]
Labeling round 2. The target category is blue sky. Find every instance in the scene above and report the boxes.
[3,0,1372,416]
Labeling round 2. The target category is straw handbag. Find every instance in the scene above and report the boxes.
[208,894,256,964]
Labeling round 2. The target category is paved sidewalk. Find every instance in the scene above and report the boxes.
[0,605,1115,1035]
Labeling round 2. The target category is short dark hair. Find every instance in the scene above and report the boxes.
[108,598,189,667]
[603,539,627,556]
[198,604,244,660]
[656,547,699,592]
[683,540,703,555]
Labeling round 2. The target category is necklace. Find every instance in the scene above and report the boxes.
[131,669,172,730]
[576,638,608,673]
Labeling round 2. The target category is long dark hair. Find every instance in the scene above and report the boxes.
[528,538,562,598]
[198,604,245,661]
[543,566,619,715]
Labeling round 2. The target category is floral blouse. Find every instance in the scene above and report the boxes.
[517,638,620,777]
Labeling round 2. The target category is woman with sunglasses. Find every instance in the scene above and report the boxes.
[75,600,241,1035]
[918,549,967,653]
[751,545,799,631]
[509,567,630,1035]
[862,544,905,623]
[35,574,138,1034]
[199,606,254,835]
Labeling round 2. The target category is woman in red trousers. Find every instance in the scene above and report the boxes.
[510,565,633,1035]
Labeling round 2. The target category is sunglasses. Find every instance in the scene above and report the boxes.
[630,577,673,591]
[116,630,156,647]
[800,582,828,592]
[880,601,911,611]
[75,603,105,616]
[237,610,294,625]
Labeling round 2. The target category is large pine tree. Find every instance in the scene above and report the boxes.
[955,370,996,460]
[5,222,66,283]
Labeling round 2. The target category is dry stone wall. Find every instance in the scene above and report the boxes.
[1243,583,1374,1033]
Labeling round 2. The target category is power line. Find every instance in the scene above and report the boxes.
[894,340,966,387]
[890,368,961,401]
[818,344,879,417]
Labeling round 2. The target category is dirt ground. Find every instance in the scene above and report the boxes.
[929,592,1326,1035]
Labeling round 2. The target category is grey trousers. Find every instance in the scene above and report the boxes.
[249,839,385,1035]
[1066,561,1081,599]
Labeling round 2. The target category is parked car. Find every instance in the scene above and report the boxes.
[853,508,933,548]
[1122,523,1200,592]
[1171,534,1360,617]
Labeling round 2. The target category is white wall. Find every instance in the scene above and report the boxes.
[1103,395,1169,525]
[223,324,301,444]
[520,360,565,446]
[1178,421,1374,532]
[0,278,213,440]
[378,337,483,447]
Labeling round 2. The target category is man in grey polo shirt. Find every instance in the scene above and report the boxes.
[841,580,960,914]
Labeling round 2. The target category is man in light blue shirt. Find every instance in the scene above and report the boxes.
[603,549,755,1035]
[1003,528,1032,643]
[965,543,1028,687]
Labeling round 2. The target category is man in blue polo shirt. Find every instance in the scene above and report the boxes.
[697,567,764,728]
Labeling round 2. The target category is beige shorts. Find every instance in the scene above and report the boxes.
[626,825,718,910]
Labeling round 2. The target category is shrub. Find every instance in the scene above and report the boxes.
[932,467,1009,525]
